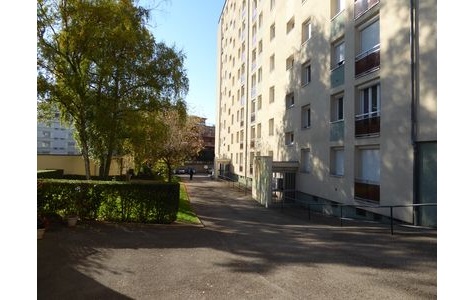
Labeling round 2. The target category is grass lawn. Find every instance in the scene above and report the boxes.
[176,183,201,225]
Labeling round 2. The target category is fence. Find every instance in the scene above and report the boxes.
[218,178,436,235]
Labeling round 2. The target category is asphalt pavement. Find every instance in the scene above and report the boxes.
[37,176,437,299]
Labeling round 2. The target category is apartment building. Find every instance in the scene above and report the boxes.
[215,0,436,226]
[37,112,80,155]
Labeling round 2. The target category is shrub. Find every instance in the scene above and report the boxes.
[37,179,179,224]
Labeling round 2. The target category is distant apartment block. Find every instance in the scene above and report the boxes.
[37,112,80,155]
[215,0,436,226]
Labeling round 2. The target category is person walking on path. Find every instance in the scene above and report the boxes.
[189,168,193,180]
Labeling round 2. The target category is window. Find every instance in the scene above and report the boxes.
[270,0,275,11]
[301,61,311,86]
[359,19,380,55]
[270,54,275,72]
[286,17,295,34]
[42,131,50,138]
[258,40,263,54]
[270,23,275,41]
[269,86,275,103]
[301,149,311,173]
[331,95,344,122]
[301,105,311,128]
[285,92,295,109]
[269,118,274,136]
[358,148,380,183]
[330,147,344,176]
[268,150,273,159]
[285,131,294,146]
[331,0,346,18]
[258,67,262,83]
[257,95,262,110]
[257,123,262,138]
[358,83,380,118]
[41,141,50,148]
[302,19,312,44]
[332,41,345,68]
[286,55,294,70]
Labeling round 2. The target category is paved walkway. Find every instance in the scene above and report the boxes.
[38,176,437,299]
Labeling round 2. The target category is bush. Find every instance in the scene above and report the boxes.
[37,169,64,179]
[37,179,179,224]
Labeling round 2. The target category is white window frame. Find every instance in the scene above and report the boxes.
[301,61,311,86]
[285,131,294,146]
[301,104,311,129]
[286,92,295,109]
[269,118,274,136]
[302,19,312,44]
[331,94,344,122]
[301,148,311,173]
[332,40,345,68]
[357,147,380,184]
[330,147,345,176]
[356,83,380,120]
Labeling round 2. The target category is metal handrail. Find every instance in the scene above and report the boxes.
[279,194,436,235]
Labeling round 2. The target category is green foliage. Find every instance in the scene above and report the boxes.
[37,169,64,179]
[37,0,189,179]
[37,179,179,224]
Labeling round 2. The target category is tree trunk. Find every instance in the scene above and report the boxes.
[166,161,172,183]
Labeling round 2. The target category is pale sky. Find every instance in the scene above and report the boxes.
[142,0,224,125]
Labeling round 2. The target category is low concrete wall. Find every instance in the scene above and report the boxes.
[37,155,131,176]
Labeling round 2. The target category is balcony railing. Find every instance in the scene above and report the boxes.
[251,86,256,98]
[330,62,345,88]
[354,179,380,202]
[354,0,379,19]
[330,120,344,141]
[355,44,380,77]
[331,10,346,37]
[355,112,380,137]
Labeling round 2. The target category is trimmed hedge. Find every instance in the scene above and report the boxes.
[37,179,179,224]
[37,169,64,179]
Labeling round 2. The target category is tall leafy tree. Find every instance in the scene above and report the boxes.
[37,0,188,179]
[126,107,204,183]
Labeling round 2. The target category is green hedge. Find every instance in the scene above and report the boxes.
[37,169,64,179]
[37,179,179,224]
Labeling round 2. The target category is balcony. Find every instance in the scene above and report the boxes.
[355,44,380,77]
[330,62,345,88]
[354,180,380,202]
[331,10,345,38]
[355,113,380,137]
[330,120,344,141]
[354,0,379,19]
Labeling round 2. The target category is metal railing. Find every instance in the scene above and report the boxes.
[216,173,251,195]
[278,193,436,235]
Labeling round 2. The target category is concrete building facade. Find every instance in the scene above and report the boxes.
[37,112,80,155]
[215,0,436,225]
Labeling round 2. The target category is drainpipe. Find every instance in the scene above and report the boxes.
[410,0,419,221]
[244,0,250,189]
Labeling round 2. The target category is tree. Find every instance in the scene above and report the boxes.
[37,0,188,179]
[126,108,204,182]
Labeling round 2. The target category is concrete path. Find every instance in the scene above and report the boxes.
[38,176,437,299]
